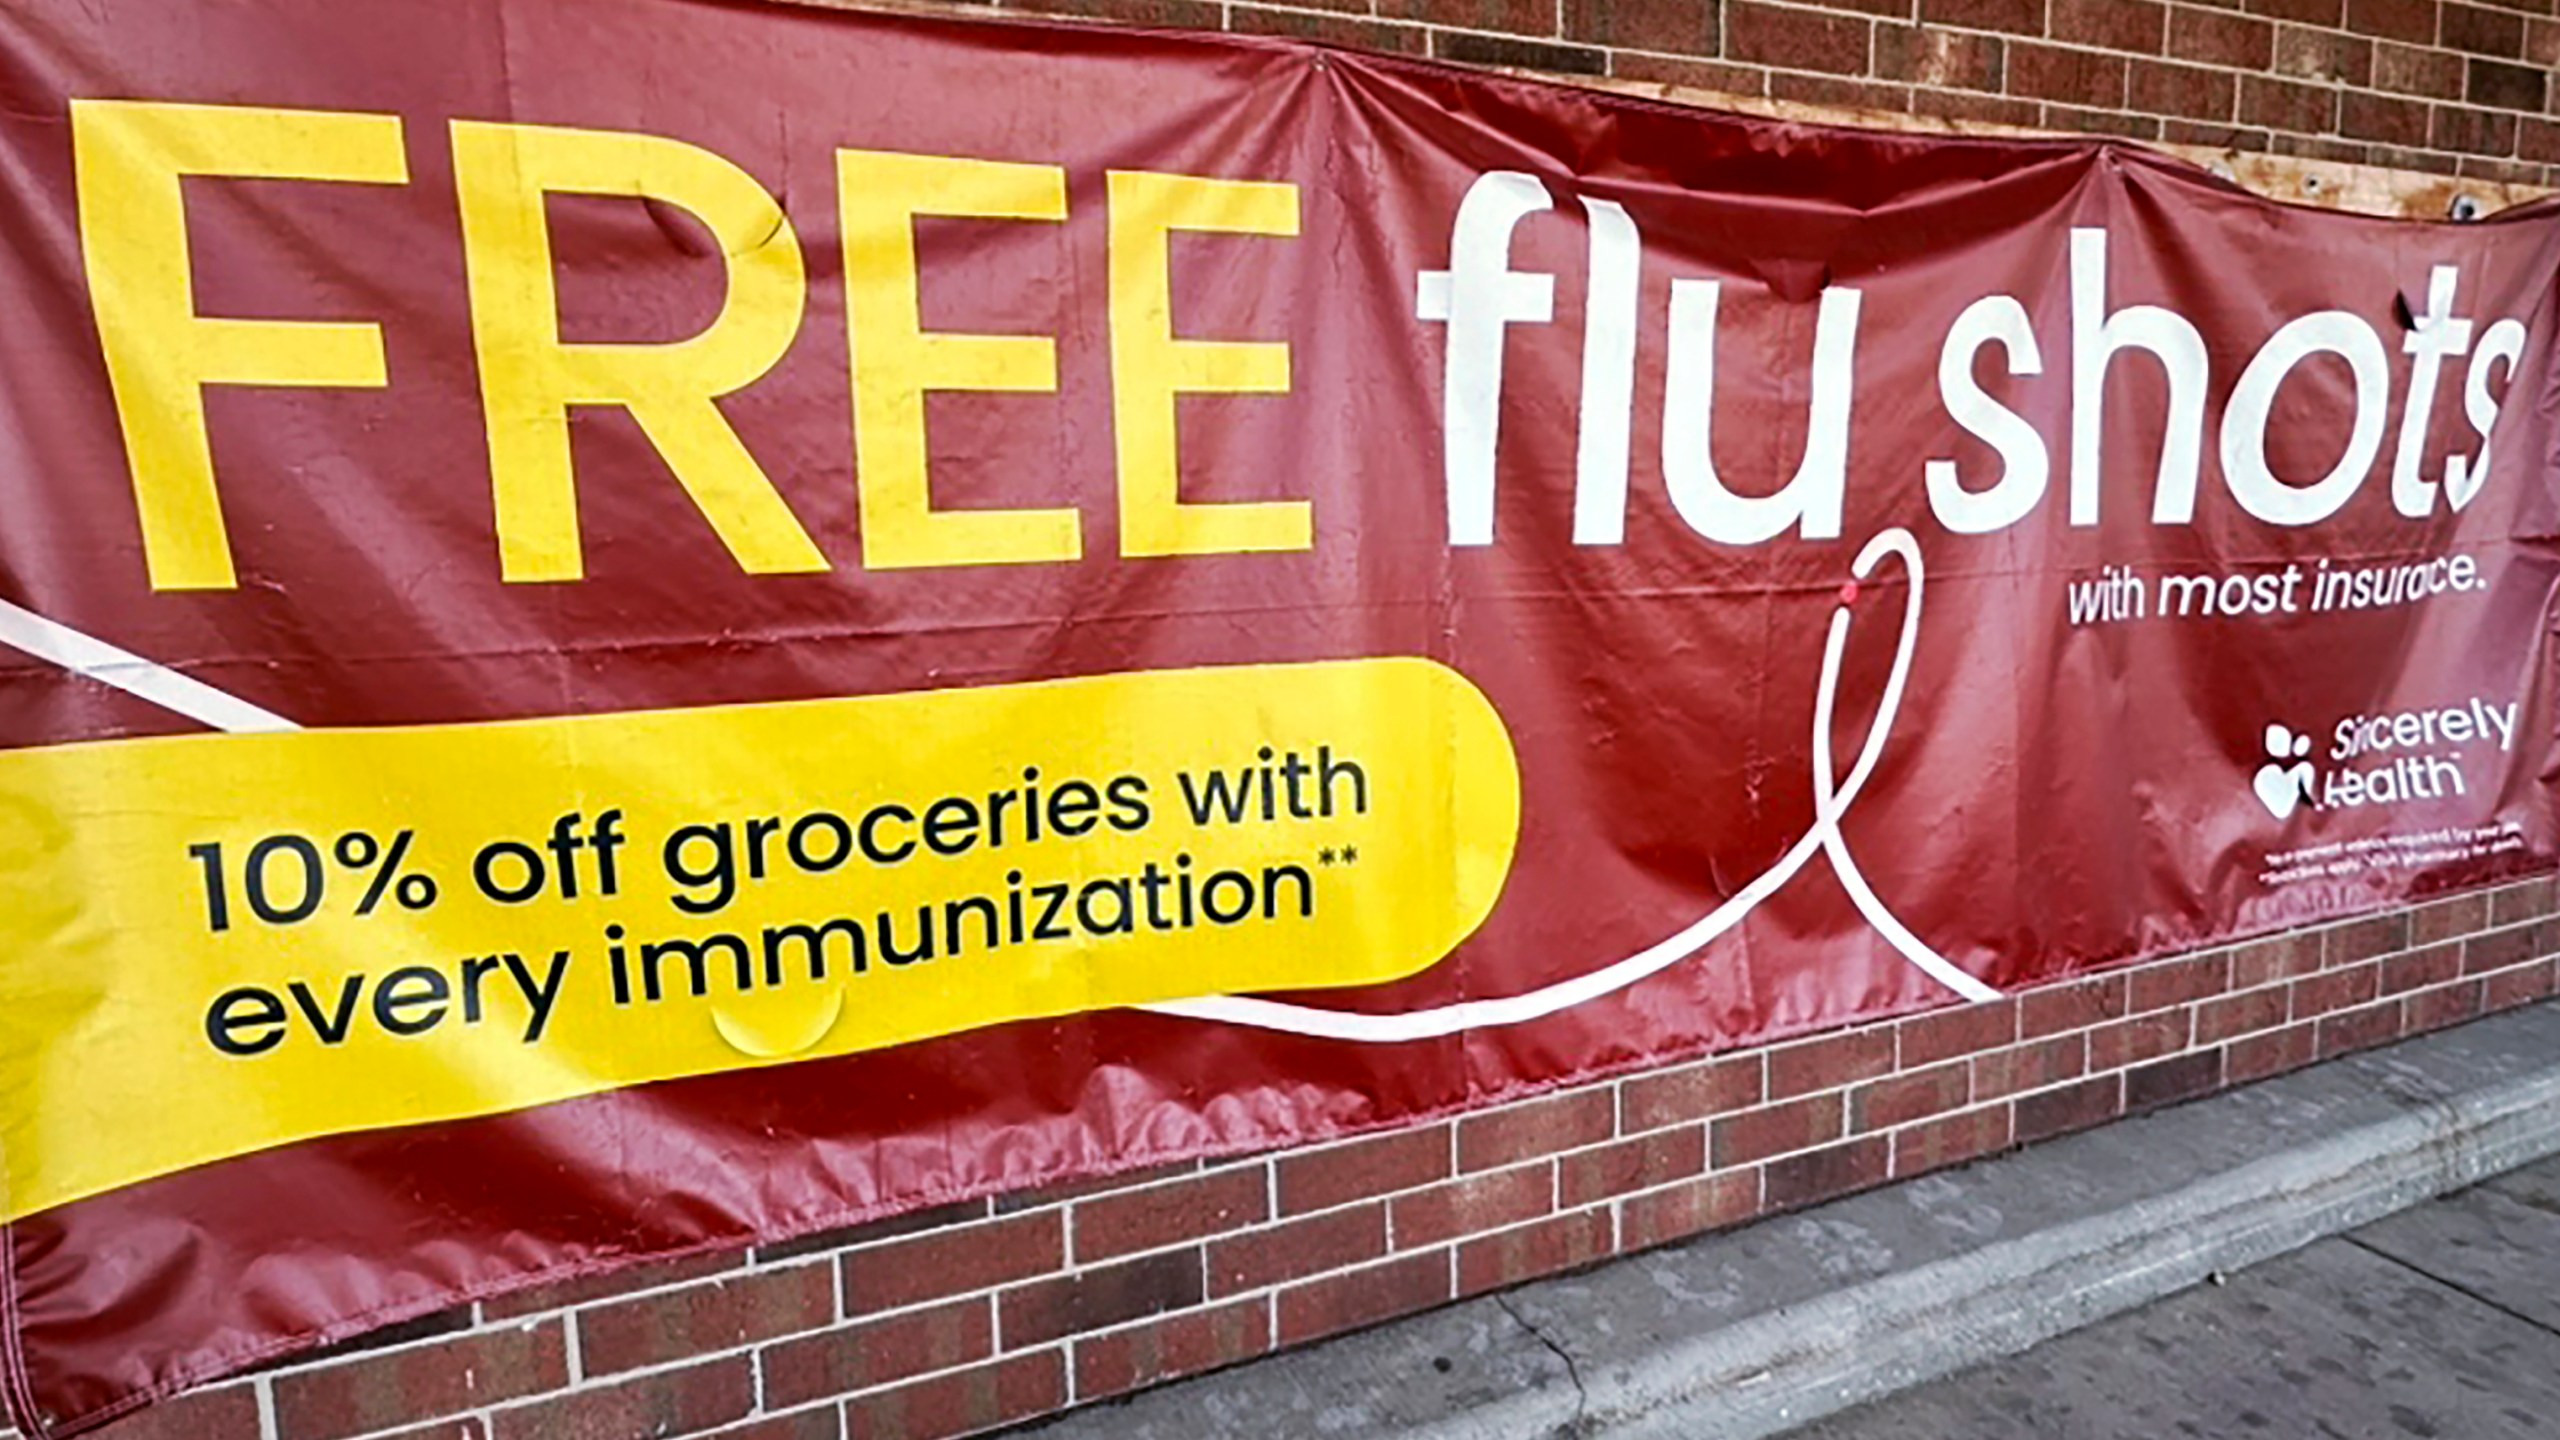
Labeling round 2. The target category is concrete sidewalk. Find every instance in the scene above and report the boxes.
[1024,1000,2560,1440]
[1786,1153,2560,1439]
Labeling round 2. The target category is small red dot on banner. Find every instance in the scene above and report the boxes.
[1838,581,1860,605]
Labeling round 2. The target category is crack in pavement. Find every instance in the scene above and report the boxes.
[1495,1293,1591,1434]
[2339,1233,2560,1343]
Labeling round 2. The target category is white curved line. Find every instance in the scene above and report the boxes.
[1814,533,2002,1003]
[0,596,296,735]
[1142,525,1999,1039]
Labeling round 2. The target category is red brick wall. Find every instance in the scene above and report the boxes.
[991,0,2560,188]
[97,878,2560,1440]
[69,6,2560,1436]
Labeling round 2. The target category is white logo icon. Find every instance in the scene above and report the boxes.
[2253,723,2316,820]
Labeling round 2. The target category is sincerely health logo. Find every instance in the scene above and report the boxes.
[2252,697,2517,821]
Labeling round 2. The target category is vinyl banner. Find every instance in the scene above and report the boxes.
[1,0,2555,1428]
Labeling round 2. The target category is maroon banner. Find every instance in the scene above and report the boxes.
[0,0,2554,1430]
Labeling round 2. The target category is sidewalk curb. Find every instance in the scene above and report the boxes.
[1563,1033,2560,1440]
[1028,1003,2560,1440]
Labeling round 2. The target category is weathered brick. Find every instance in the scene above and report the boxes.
[2053,0,2167,52]
[760,1299,993,1410]
[2010,42,2132,107]
[1916,87,2045,125]
[2176,7,2277,68]
[2274,24,2378,85]
[2126,1050,2225,1112]
[2091,1009,2192,1071]
[1275,1251,1453,1345]
[276,1322,567,1440]
[1006,0,1223,26]
[998,1250,1205,1349]
[1207,1203,1387,1297]
[1559,1127,1708,1207]
[2529,14,2560,66]
[1381,0,1549,30]
[1391,1165,1555,1250]
[491,1356,754,1440]
[580,1265,833,1378]
[2519,14,2560,64]
[2406,978,2487,1031]
[2229,1021,2321,1083]
[366,1421,487,1440]
[2344,88,2437,142]
[2326,912,2413,966]
[2020,974,2130,1037]
[2196,986,2290,1044]
[1920,0,2047,35]
[2412,891,2493,945]
[2241,73,2342,131]
[2130,953,2233,1014]
[844,1210,1064,1318]
[2376,134,2469,164]
[1074,1297,1271,1402]
[843,1350,1065,1440]
[2382,940,2465,995]
[700,1410,840,1440]
[2485,957,2559,1010]
[2375,39,2470,96]
[2345,0,2443,43]
[2466,919,2554,974]
[2252,0,2347,24]
[1728,0,1874,74]
[1618,1170,1762,1250]
[2015,1074,2124,1145]
[1563,0,1720,51]
[1973,1033,2089,1099]
[2444,1,2525,55]
[1767,1027,1896,1101]
[2163,120,2276,148]
[1851,1062,1972,1132]
[2041,104,2166,139]
[1457,1208,1615,1295]
[1622,1055,1765,1132]
[2438,99,2521,155]
[1876,24,2007,90]
[1771,73,1918,110]
[1276,1128,1450,1216]
[1229,7,1430,54]
[1072,1168,1267,1263]
[2458,153,2543,180]
[1457,1090,1614,1172]
[1613,54,1775,94]
[1430,32,1610,76]
[1891,1105,2016,1178]
[2292,962,2382,1017]
[2470,55,2548,108]
[2318,998,2407,1057]
[2491,876,2558,924]
[1897,998,2019,1068]
[1764,1137,1892,1211]
[1711,1093,1845,1168]
[2231,932,2324,990]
